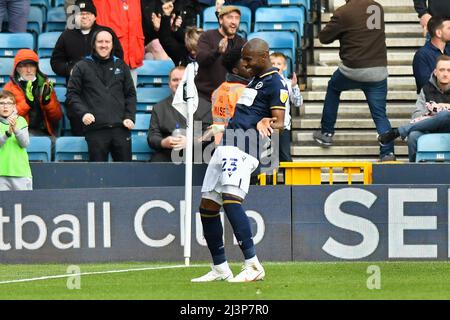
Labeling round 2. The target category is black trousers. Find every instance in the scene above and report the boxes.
[279,129,292,162]
[85,126,132,162]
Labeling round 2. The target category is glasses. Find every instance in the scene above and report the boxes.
[0,102,14,106]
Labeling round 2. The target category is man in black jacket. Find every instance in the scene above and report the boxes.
[413,0,450,35]
[51,0,123,136]
[66,29,136,162]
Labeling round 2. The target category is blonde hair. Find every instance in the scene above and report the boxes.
[0,90,16,104]
[185,27,204,53]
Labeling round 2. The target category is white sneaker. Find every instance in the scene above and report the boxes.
[191,265,234,282]
[228,263,265,283]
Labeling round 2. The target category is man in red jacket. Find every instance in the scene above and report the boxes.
[93,0,145,86]
[3,49,62,138]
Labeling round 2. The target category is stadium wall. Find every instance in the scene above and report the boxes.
[1,185,449,263]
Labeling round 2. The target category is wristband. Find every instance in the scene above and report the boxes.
[5,131,11,138]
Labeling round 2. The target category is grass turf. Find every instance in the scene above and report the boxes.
[0,261,449,300]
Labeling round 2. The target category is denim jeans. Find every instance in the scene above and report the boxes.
[321,69,394,157]
[399,111,450,162]
[0,0,30,33]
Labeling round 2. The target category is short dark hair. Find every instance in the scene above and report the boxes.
[0,90,16,104]
[221,47,243,74]
[427,16,450,38]
[436,54,450,66]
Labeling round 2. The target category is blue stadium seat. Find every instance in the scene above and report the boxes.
[247,31,296,73]
[416,133,450,162]
[132,135,154,161]
[28,6,45,35]
[132,113,151,137]
[55,136,89,161]
[0,58,14,85]
[53,0,65,7]
[254,7,305,41]
[136,87,172,112]
[202,6,252,37]
[27,136,52,162]
[39,58,66,86]
[0,33,34,57]
[46,6,66,32]
[267,0,309,11]
[31,0,50,18]
[38,32,61,58]
[137,59,175,87]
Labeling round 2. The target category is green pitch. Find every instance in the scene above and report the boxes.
[0,261,449,300]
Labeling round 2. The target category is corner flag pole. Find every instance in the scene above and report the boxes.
[184,63,196,266]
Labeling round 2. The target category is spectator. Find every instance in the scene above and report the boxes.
[312,0,396,162]
[413,0,450,35]
[148,65,213,162]
[194,5,246,101]
[93,0,145,86]
[208,47,250,144]
[0,0,30,33]
[0,90,32,191]
[151,1,204,65]
[3,49,62,138]
[141,0,202,47]
[413,16,450,94]
[51,0,124,136]
[66,30,137,162]
[378,55,450,162]
[270,52,303,162]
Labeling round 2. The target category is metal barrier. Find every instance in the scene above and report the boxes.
[259,162,373,185]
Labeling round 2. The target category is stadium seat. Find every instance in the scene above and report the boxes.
[27,136,52,162]
[46,6,66,32]
[55,136,89,161]
[132,135,154,161]
[39,58,66,86]
[132,113,151,136]
[38,32,62,58]
[267,0,309,11]
[136,59,175,87]
[0,33,34,57]
[202,6,252,37]
[0,58,14,85]
[247,31,296,74]
[28,6,45,35]
[254,7,305,41]
[136,87,172,112]
[416,133,450,162]
[31,0,50,18]
[53,0,65,7]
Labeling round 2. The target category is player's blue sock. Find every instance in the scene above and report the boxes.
[222,195,256,260]
[199,207,226,265]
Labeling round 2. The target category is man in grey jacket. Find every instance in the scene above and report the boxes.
[378,55,450,162]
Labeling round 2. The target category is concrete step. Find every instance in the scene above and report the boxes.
[332,0,415,13]
[314,38,426,49]
[301,102,415,117]
[292,117,411,129]
[321,12,419,23]
[302,90,418,101]
[307,76,416,91]
[290,156,409,162]
[291,144,409,156]
[307,65,413,76]
[292,130,411,145]
[319,23,423,37]
[315,50,416,65]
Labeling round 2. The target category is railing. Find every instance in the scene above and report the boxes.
[259,161,373,185]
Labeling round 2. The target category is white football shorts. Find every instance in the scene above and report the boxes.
[201,146,259,205]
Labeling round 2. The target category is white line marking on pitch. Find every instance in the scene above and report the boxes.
[0,264,208,285]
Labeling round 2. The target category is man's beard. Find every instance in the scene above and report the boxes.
[222,24,237,37]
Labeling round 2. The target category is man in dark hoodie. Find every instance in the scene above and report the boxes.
[51,0,123,136]
[378,55,450,162]
[66,29,136,162]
